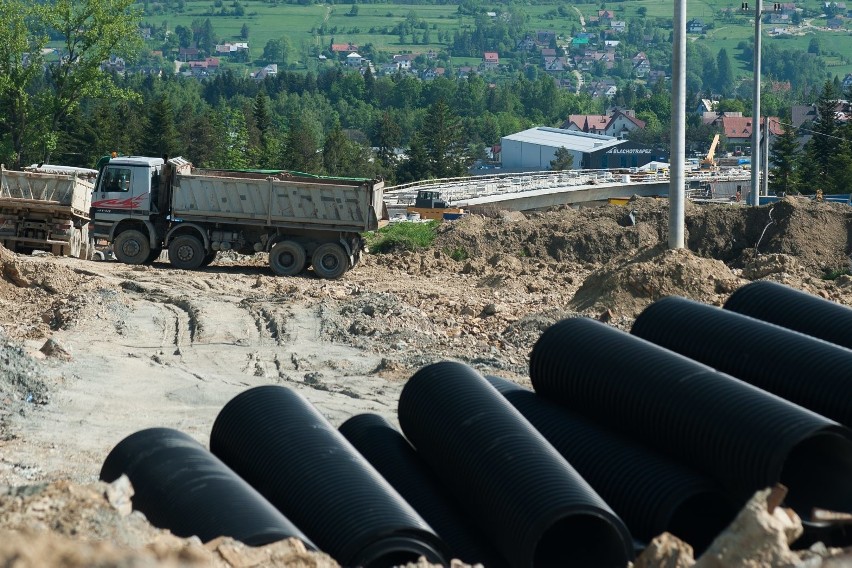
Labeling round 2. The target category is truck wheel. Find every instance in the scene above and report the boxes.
[168,235,205,270]
[200,251,217,267]
[113,230,151,265]
[143,248,163,265]
[311,242,348,279]
[270,240,306,276]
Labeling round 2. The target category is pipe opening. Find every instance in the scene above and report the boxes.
[352,536,446,568]
[534,515,627,567]
[667,491,738,554]
[781,432,852,519]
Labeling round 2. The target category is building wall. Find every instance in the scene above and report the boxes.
[588,140,667,169]
[500,139,583,171]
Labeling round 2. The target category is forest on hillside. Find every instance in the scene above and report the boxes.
[1,0,851,192]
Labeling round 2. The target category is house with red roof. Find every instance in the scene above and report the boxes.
[482,51,499,70]
[330,43,359,54]
[561,110,645,139]
[706,115,784,152]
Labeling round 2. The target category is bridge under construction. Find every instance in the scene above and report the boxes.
[383,168,753,214]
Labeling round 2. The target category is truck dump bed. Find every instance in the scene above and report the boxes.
[170,168,386,232]
[0,166,94,218]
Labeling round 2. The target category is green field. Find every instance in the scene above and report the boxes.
[137,0,852,79]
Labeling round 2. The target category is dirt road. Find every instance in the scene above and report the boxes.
[1,257,414,486]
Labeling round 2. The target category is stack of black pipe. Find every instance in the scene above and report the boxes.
[529,315,852,520]
[338,413,507,567]
[99,427,315,549]
[98,280,852,564]
[484,374,737,553]
[397,360,635,567]
[209,385,449,568]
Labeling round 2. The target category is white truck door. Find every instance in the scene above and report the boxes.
[92,166,142,219]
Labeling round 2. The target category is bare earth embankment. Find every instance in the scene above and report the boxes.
[1,196,851,566]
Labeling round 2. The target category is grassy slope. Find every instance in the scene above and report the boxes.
[140,0,852,79]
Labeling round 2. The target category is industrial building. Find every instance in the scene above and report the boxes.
[500,127,667,172]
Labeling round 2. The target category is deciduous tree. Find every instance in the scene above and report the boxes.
[0,0,142,168]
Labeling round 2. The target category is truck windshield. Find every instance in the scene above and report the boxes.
[99,167,132,193]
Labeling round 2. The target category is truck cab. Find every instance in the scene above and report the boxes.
[413,190,448,209]
[91,156,167,240]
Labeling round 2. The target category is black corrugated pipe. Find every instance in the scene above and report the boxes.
[632,295,852,428]
[724,280,852,350]
[529,317,852,520]
[209,385,449,568]
[338,413,508,568]
[484,375,737,554]
[397,361,634,568]
[99,427,315,548]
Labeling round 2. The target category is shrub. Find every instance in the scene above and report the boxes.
[822,267,852,280]
[445,246,469,261]
[365,220,439,253]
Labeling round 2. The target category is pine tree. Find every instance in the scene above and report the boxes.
[374,111,401,169]
[716,49,735,95]
[142,95,180,159]
[768,120,800,195]
[363,65,375,103]
[252,90,277,168]
[322,123,350,176]
[282,110,321,173]
[421,98,468,178]
[808,80,841,180]
[395,132,430,183]
[550,147,574,171]
[827,136,852,195]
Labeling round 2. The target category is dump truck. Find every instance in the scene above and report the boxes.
[0,164,95,258]
[91,156,387,279]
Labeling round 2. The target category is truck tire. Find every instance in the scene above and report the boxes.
[200,251,217,267]
[143,248,163,265]
[114,230,151,265]
[168,235,205,270]
[311,242,348,280]
[269,240,306,277]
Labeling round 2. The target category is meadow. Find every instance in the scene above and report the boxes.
[137,0,852,79]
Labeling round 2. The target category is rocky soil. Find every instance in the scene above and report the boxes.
[0,196,851,567]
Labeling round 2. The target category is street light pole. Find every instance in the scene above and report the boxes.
[750,0,762,206]
[763,118,770,196]
[669,0,686,249]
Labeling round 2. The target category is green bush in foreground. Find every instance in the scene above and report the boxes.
[366,220,439,253]
[822,266,852,280]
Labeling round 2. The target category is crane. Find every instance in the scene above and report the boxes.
[700,134,720,170]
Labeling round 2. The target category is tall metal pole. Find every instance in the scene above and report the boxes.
[669,0,687,249]
[763,118,770,196]
[750,0,762,206]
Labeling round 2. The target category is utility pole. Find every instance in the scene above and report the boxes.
[745,2,782,206]
[763,118,771,196]
[669,0,686,249]
[748,0,762,207]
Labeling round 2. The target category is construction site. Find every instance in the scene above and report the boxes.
[1,180,852,566]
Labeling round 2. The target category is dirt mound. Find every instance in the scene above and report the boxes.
[433,198,670,265]
[570,246,746,322]
[0,480,338,568]
[687,197,852,275]
[0,329,48,440]
[0,246,98,340]
[434,198,851,280]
